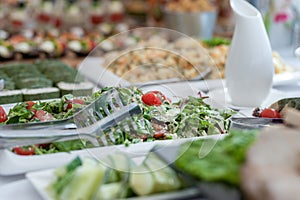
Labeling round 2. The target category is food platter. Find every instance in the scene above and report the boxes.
[77,28,299,89]
[25,133,227,200]
[0,83,229,176]
[79,55,300,92]
[26,170,201,200]
[1,177,201,200]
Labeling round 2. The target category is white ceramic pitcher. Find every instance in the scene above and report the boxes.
[225,0,274,107]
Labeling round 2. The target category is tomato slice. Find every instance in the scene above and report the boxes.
[142,92,162,106]
[72,99,85,105]
[26,101,35,110]
[35,110,55,122]
[13,147,35,155]
[0,106,8,123]
[260,108,281,118]
[66,99,85,109]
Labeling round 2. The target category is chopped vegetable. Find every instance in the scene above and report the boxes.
[53,157,106,200]
[49,153,182,199]
[0,106,7,123]
[129,164,155,196]
[34,110,55,122]
[25,101,35,110]
[4,94,87,124]
[13,146,35,155]
[96,182,130,199]
[143,153,181,193]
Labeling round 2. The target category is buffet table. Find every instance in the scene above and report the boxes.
[0,44,299,199]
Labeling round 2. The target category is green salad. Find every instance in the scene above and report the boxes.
[175,130,258,186]
[2,87,233,155]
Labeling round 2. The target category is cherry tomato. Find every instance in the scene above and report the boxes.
[13,147,35,155]
[0,106,8,123]
[35,110,55,122]
[26,101,35,110]
[142,92,162,106]
[260,108,281,118]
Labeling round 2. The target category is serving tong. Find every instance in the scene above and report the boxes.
[0,89,142,149]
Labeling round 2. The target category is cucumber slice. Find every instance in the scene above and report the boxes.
[95,182,131,199]
[102,153,133,184]
[109,153,132,173]
[103,167,119,184]
[129,164,155,196]
[144,153,181,193]
[52,157,83,195]
[110,153,132,181]
[59,158,106,200]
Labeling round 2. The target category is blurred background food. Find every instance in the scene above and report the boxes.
[0,0,297,75]
[0,0,298,53]
[163,0,217,39]
[165,0,216,12]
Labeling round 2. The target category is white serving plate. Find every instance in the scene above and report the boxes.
[26,168,201,200]
[25,134,225,200]
[79,57,300,92]
[0,178,201,200]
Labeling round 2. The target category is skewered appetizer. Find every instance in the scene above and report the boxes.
[0,40,14,60]
[39,38,66,58]
[67,38,96,57]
